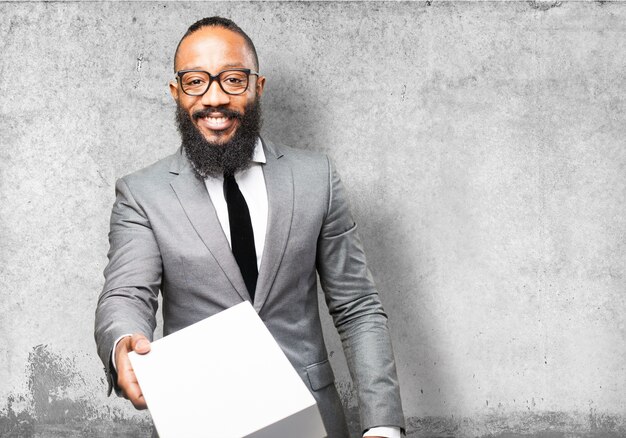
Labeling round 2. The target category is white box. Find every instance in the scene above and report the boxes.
[129,301,327,438]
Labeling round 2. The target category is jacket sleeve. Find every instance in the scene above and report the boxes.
[94,177,162,395]
[315,157,406,434]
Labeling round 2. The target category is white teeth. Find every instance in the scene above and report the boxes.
[205,116,227,123]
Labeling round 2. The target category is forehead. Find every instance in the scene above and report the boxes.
[175,26,255,72]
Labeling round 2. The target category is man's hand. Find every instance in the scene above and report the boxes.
[114,333,151,410]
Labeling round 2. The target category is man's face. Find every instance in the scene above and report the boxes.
[170,26,265,145]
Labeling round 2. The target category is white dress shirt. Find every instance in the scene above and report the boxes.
[203,138,268,270]
[113,139,400,438]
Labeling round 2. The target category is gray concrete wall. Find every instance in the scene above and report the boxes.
[1,2,625,437]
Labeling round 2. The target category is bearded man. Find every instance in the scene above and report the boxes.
[94,17,405,438]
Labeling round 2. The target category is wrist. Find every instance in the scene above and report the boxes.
[111,334,132,373]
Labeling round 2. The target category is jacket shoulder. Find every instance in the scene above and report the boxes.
[118,149,184,189]
[265,139,330,171]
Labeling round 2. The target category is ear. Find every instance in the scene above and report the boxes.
[255,75,266,98]
[169,80,180,101]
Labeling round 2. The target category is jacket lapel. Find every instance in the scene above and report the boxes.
[168,149,251,303]
[255,139,294,312]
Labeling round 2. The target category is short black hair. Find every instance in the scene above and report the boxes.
[174,16,259,71]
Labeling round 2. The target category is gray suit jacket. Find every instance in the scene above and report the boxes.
[94,139,405,437]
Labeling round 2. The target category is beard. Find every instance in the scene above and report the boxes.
[176,98,262,178]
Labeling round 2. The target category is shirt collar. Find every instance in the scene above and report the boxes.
[251,138,266,164]
[200,138,265,181]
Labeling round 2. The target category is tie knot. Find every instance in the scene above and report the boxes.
[224,173,239,190]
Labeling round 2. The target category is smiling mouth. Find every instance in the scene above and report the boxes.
[193,107,243,134]
[197,114,236,132]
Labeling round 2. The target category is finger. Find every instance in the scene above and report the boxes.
[118,367,147,410]
[122,385,147,410]
[131,394,147,410]
[124,379,148,410]
[130,333,151,355]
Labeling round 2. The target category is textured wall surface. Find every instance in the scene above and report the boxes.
[1,2,625,437]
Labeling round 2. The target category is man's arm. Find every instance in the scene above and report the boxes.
[94,177,162,399]
[316,157,405,434]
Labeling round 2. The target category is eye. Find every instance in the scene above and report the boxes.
[183,76,207,86]
[223,76,245,84]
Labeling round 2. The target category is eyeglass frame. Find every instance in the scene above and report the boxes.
[174,68,260,96]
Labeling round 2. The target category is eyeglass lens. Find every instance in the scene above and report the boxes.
[180,70,249,96]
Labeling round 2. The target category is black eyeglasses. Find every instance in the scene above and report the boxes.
[175,68,259,96]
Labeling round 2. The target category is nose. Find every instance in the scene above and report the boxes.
[200,79,230,107]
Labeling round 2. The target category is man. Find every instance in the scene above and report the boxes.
[95,17,404,438]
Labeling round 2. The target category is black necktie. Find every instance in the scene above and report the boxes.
[224,174,258,301]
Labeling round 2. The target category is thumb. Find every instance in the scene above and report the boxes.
[130,333,151,355]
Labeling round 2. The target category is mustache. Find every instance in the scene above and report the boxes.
[192,106,244,120]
